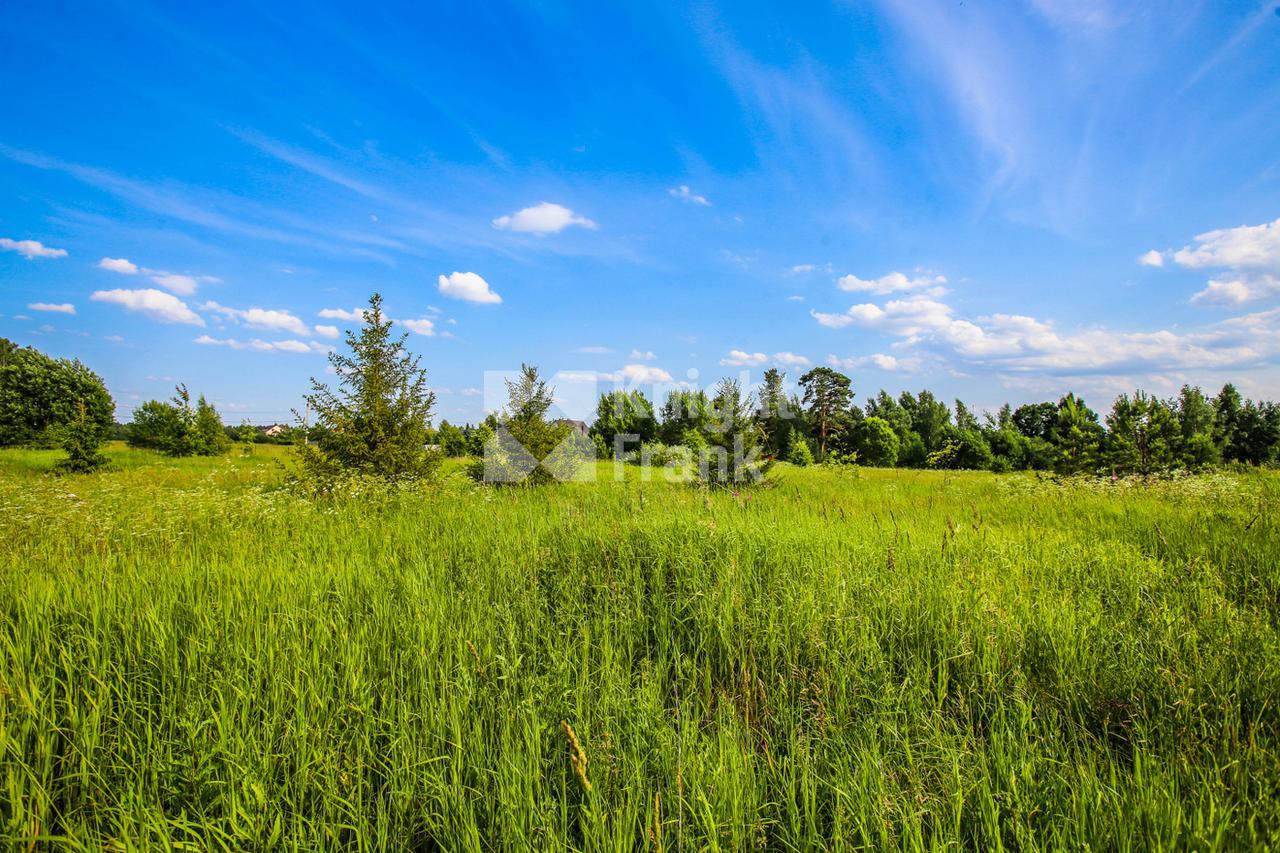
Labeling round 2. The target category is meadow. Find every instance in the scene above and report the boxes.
[2,443,1278,850]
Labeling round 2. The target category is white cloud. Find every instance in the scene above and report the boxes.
[720,350,769,367]
[574,345,612,354]
[28,302,75,314]
[201,301,311,336]
[613,364,673,383]
[96,255,215,294]
[837,271,948,296]
[99,257,139,274]
[1138,250,1165,268]
[1167,217,1280,305]
[668,185,711,206]
[720,349,810,367]
[827,353,908,372]
[773,352,811,367]
[150,273,199,295]
[562,364,676,384]
[811,310,854,329]
[816,291,1280,377]
[104,335,124,342]
[194,335,330,354]
[786,295,805,302]
[492,202,597,234]
[1173,217,1280,271]
[318,307,364,321]
[1190,276,1280,306]
[313,324,340,338]
[629,349,656,360]
[438,271,502,304]
[400,318,436,336]
[555,371,604,382]
[0,238,67,260]
[460,387,482,396]
[91,288,205,326]
[148,271,220,295]
[790,264,816,274]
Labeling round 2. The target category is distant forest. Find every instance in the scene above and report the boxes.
[435,367,1280,475]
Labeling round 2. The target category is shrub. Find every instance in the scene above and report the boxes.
[785,429,813,466]
[854,417,900,467]
[56,401,110,473]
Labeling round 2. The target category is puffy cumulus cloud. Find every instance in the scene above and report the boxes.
[99,257,139,274]
[313,324,340,339]
[91,288,205,326]
[318,307,365,321]
[492,202,597,234]
[610,364,673,383]
[1173,217,1280,270]
[1138,250,1165,268]
[837,271,948,297]
[28,302,75,314]
[574,345,612,354]
[773,351,811,367]
[818,292,1280,377]
[194,335,331,354]
[1191,275,1280,306]
[562,365,676,384]
[1166,217,1280,305]
[438,271,502,304]
[201,301,312,336]
[720,350,769,367]
[400,318,436,336]
[668,185,710,206]
[629,349,656,360]
[0,238,67,259]
[827,353,911,372]
[719,350,811,367]
[95,255,217,294]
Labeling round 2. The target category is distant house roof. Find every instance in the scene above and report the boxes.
[554,418,590,435]
[260,424,289,436]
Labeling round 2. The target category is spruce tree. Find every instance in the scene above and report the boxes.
[299,293,439,481]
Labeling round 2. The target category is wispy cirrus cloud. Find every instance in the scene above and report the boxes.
[668,185,710,206]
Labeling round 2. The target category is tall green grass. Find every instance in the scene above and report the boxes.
[1,447,1277,849]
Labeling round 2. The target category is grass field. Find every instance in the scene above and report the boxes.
[2,444,1278,850]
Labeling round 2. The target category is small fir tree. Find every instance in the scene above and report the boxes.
[57,400,109,473]
[298,293,439,482]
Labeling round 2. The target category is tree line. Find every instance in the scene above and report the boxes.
[4,300,1279,480]
[434,365,1280,476]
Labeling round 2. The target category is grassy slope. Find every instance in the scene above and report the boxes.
[1,446,1277,849]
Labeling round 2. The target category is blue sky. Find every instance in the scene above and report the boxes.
[2,1,1279,424]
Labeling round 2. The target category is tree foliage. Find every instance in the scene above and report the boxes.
[0,338,114,448]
